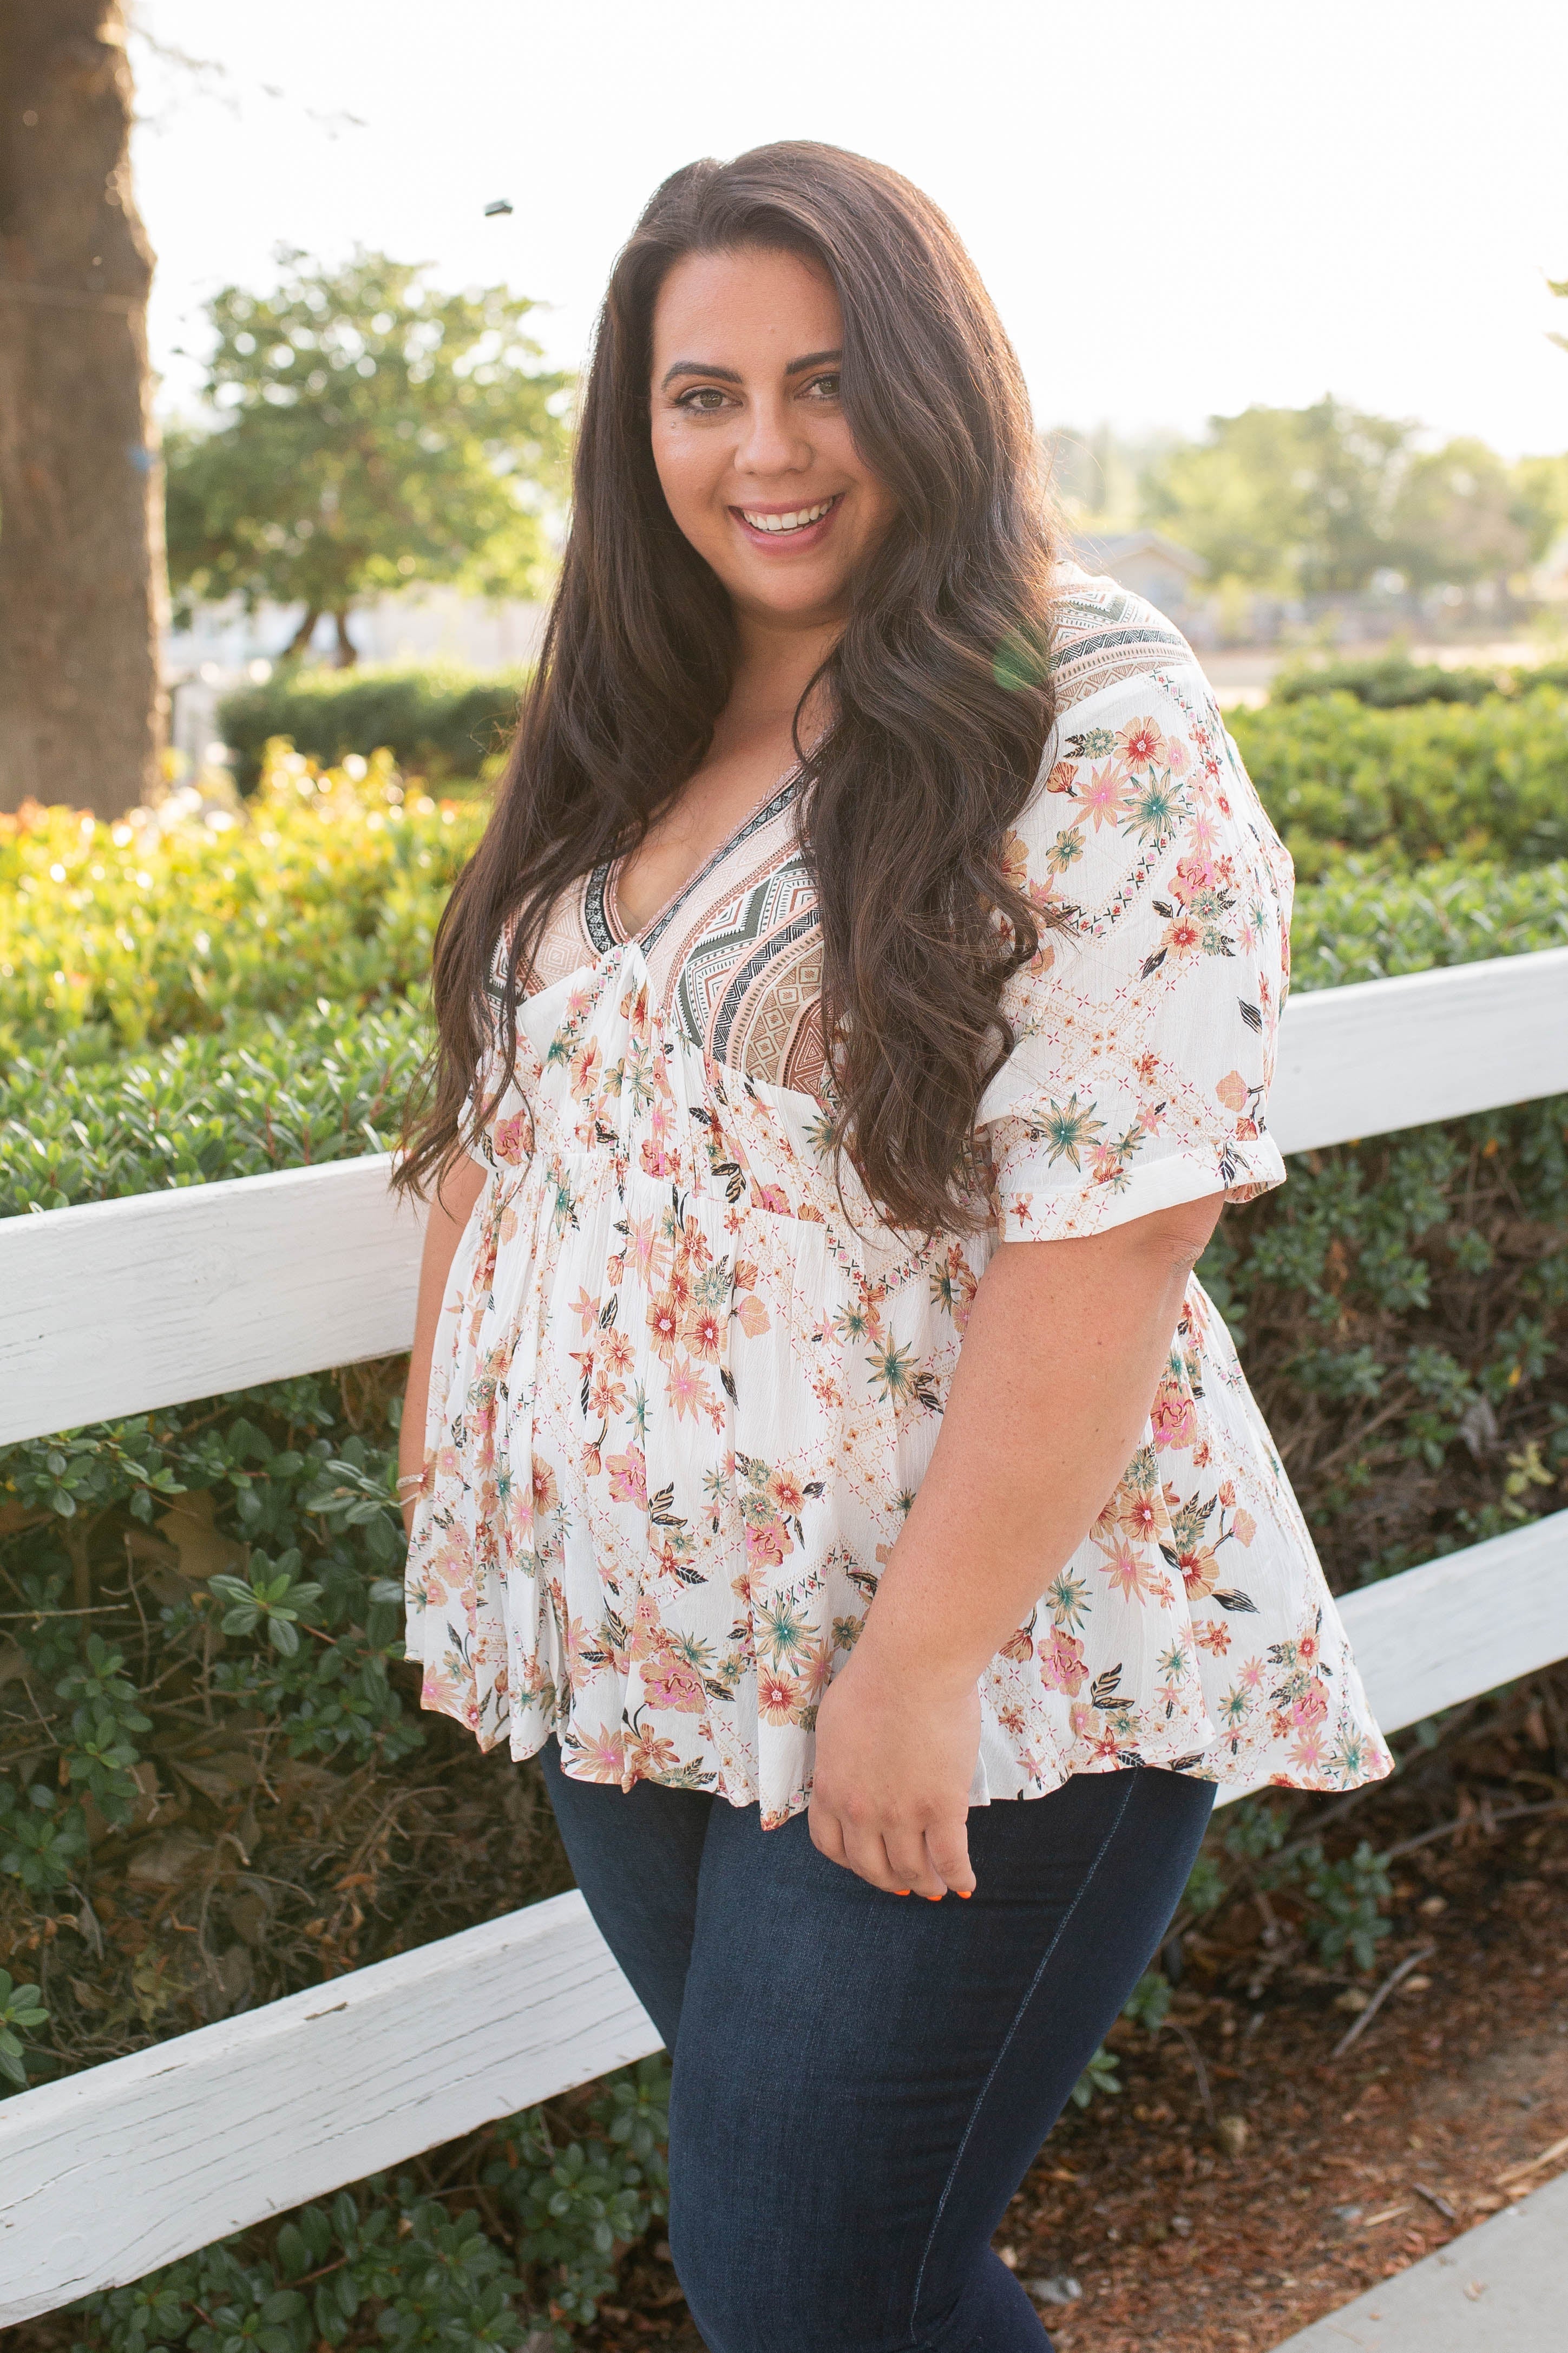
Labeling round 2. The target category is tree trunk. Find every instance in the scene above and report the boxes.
[0,0,166,818]
[332,610,358,669]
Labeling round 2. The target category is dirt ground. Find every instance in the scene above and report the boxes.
[588,1767,1568,2353]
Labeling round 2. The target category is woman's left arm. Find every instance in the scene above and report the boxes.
[809,1193,1224,1899]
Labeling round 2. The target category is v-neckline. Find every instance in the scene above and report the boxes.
[594,769,803,955]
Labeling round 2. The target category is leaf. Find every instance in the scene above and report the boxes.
[1212,1589,1259,1613]
[1238,999,1263,1033]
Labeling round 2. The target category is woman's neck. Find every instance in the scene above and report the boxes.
[723,606,843,742]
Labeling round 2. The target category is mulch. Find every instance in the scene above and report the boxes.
[588,1742,1568,2352]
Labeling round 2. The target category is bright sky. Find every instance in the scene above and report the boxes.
[133,0,1568,459]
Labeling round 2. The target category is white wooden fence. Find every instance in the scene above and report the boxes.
[1,946,1566,2325]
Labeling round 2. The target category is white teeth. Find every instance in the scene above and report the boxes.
[741,498,835,534]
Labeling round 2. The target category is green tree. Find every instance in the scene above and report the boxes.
[1389,437,1531,592]
[165,248,570,664]
[1510,452,1568,567]
[1140,398,1413,594]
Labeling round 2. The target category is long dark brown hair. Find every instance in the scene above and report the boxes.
[398,141,1060,1233]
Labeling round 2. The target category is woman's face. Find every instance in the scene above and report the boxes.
[648,245,899,630]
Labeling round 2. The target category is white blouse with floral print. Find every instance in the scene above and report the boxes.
[405,571,1395,1827]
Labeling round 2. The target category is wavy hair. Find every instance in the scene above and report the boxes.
[398,141,1061,1233]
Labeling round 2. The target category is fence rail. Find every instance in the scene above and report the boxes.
[1,946,1566,2325]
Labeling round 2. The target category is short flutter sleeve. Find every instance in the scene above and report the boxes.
[976,659,1293,1243]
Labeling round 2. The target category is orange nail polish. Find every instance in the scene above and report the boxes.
[894,1888,910,1897]
[926,1893,943,1902]
[957,1890,972,1899]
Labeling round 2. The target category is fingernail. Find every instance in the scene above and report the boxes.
[957,1890,972,1899]
[894,1888,910,1897]
[925,1893,943,1903]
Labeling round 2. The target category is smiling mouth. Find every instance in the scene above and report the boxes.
[733,494,842,536]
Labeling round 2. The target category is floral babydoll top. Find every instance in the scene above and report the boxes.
[405,570,1395,1827]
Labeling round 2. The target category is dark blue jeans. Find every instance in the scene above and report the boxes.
[539,1743,1213,2353]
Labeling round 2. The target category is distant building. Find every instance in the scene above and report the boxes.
[1069,529,1207,619]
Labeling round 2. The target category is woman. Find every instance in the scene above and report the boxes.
[396,142,1392,2351]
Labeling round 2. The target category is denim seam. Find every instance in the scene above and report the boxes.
[908,1766,1145,2343]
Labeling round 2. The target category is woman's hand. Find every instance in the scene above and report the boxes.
[808,1646,980,1900]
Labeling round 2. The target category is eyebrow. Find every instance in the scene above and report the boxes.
[659,347,842,391]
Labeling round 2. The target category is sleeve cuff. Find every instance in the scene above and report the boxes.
[991,1133,1288,1243]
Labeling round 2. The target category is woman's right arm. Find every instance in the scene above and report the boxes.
[398,1155,487,1533]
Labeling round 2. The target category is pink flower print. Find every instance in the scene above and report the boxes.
[1196,1619,1232,1655]
[758,1668,805,1725]
[567,1037,601,1102]
[568,1286,600,1337]
[1163,912,1203,958]
[1217,1480,1237,1508]
[1150,1379,1197,1453]
[493,1112,529,1165]
[1117,717,1165,767]
[1238,1656,1266,1691]
[605,1446,648,1510]
[768,1467,806,1516]
[753,1181,791,1215]
[624,1215,669,1289]
[1080,760,1127,831]
[744,1515,788,1571]
[665,1354,707,1422]
[998,826,1031,887]
[1095,1534,1156,1603]
[568,1729,628,1783]
[795,1635,837,1705]
[641,1653,706,1714]
[646,1293,680,1360]
[1288,1724,1328,1775]
[1296,1626,1320,1665]
[1173,852,1215,901]
[1180,1545,1223,1603]
[734,1292,771,1338]
[1089,1140,1125,1187]
[532,1460,559,1516]
[1232,1507,1257,1548]
[640,1136,678,1179]
[1215,1070,1249,1114]
[1288,1682,1329,1730]
[1045,758,1078,795]
[1038,1625,1088,1695]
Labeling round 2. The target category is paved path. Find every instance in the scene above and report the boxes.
[1268,2168,1568,2350]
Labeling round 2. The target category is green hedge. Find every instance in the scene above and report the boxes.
[218,664,525,792]
[1270,648,1568,709]
[1230,687,1568,879]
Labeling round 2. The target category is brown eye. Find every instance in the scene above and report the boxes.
[805,372,841,400]
[677,386,731,414]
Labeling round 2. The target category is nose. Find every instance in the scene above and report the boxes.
[733,389,812,482]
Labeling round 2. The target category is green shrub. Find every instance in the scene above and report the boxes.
[1288,853,1568,989]
[70,2056,671,2351]
[1230,686,1568,878]
[218,664,525,792]
[0,748,483,1063]
[1270,648,1568,709]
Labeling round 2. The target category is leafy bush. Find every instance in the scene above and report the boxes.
[71,2056,671,2351]
[1270,648,1568,709]
[1230,685,1568,879]
[0,750,482,1062]
[218,665,525,792]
